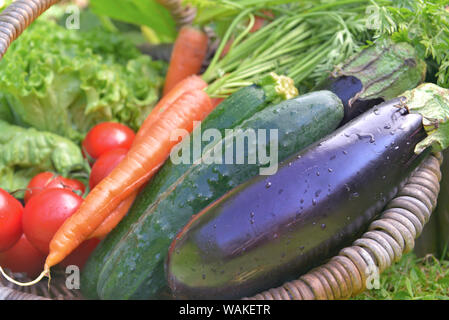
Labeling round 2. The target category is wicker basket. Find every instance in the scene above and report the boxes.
[0,0,444,300]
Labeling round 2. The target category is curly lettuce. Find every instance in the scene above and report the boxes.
[0,120,87,194]
[0,19,166,142]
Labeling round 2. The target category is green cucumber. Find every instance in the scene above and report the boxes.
[82,90,344,299]
[81,79,289,299]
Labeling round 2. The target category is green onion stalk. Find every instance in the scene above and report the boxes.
[187,0,387,25]
[194,0,391,98]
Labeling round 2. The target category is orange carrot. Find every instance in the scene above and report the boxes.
[211,97,225,108]
[135,75,207,145]
[89,191,137,240]
[92,76,207,239]
[44,88,214,272]
[162,26,209,96]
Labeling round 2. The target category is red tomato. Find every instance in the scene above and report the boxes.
[0,189,23,252]
[24,172,86,203]
[59,238,100,270]
[46,176,86,195]
[24,172,54,203]
[89,148,128,189]
[0,234,45,278]
[82,122,135,162]
[22,188,83,254]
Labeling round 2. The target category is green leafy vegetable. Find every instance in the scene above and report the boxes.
[201,1,376,97]
[0,19,166,142]
[89,0,178,43]
[403,83,449,154]
[367,0,449,88]
[0,120,88,195]
[193,0,449,98]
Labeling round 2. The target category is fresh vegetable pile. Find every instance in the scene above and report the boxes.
[0,3,167,280]
[1,0,449,301]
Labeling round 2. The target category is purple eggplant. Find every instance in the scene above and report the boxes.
[166,96,431,300]
[320,75,384,125]
[316,40,426,126]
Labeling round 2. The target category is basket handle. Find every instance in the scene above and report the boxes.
[0,0,60,59]
[0,0,197,60]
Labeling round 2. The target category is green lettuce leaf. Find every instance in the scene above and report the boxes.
[0,19,166,142]
[0,120,88,195]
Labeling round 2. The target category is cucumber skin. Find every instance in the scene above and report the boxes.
[81,85,267,299]
[84,91,344,300]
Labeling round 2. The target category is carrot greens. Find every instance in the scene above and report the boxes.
[193,0,449,98]
[201,2,373,97]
